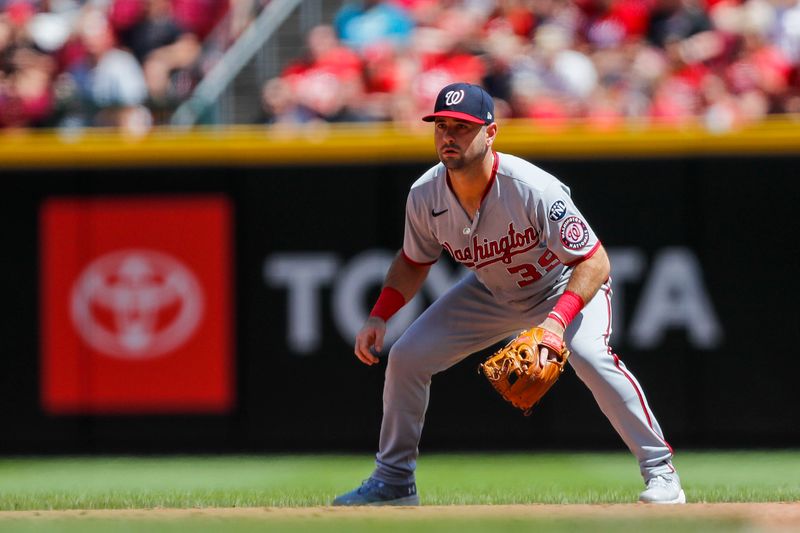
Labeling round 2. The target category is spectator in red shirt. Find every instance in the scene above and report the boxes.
[280,24,368,122]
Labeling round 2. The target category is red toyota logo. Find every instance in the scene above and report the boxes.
[71,249,204,360]
[40,196,233,414]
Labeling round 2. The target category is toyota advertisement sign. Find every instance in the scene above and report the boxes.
[39,197,234,415]
[0,153,796,452]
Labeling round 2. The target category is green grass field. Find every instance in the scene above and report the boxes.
[0,451,797,531]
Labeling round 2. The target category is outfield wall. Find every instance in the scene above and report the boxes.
[2,121,799,453]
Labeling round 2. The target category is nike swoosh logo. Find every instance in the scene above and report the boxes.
[431,208,448,217]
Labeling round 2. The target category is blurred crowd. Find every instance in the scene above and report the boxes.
[262,0,800,130]
[3,0,799,131]
[0,0,254,131]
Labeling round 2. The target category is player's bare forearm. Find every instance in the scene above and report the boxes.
[383,250,431,301]
[566,244,610,303]
[353,251,431,366]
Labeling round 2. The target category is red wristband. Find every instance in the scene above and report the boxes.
[370,287,406,322]
[549,290,585,328]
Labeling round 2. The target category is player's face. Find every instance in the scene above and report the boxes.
[434,118,490,170]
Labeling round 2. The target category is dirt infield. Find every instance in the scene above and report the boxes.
[1,503,799,528]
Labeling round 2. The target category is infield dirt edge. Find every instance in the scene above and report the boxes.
[1,502,798,526]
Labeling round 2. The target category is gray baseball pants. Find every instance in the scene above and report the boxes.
[372,271,674,485]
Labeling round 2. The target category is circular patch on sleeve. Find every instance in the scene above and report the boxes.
[548,200,567,221]
[560,216,590,250]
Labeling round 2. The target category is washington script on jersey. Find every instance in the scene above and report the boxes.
[443,222,539,269]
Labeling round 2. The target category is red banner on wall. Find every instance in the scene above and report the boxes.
[40,196,234,414]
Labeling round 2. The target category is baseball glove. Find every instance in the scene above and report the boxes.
[479,327,570,415]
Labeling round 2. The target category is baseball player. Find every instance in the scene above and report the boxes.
[332,83,685,506]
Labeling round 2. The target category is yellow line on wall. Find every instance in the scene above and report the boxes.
[1,118,799,168]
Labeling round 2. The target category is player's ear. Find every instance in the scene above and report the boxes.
[485,123,497,147]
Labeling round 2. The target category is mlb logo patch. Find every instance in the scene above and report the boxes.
[39,196,234,414]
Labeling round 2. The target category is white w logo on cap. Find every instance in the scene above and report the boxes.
[444,90,465,106]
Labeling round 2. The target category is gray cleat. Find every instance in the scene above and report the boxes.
[639,471,686,504]
[332,477,419,506]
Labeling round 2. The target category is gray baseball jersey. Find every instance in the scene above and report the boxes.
[403,152,599,305]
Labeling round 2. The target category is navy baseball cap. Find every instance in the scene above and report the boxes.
[422,83,495,125]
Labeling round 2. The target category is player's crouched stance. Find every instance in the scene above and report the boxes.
[332,83,685,506]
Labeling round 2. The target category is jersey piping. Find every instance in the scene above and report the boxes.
[401,249,437,267]
[564,241,601,267]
